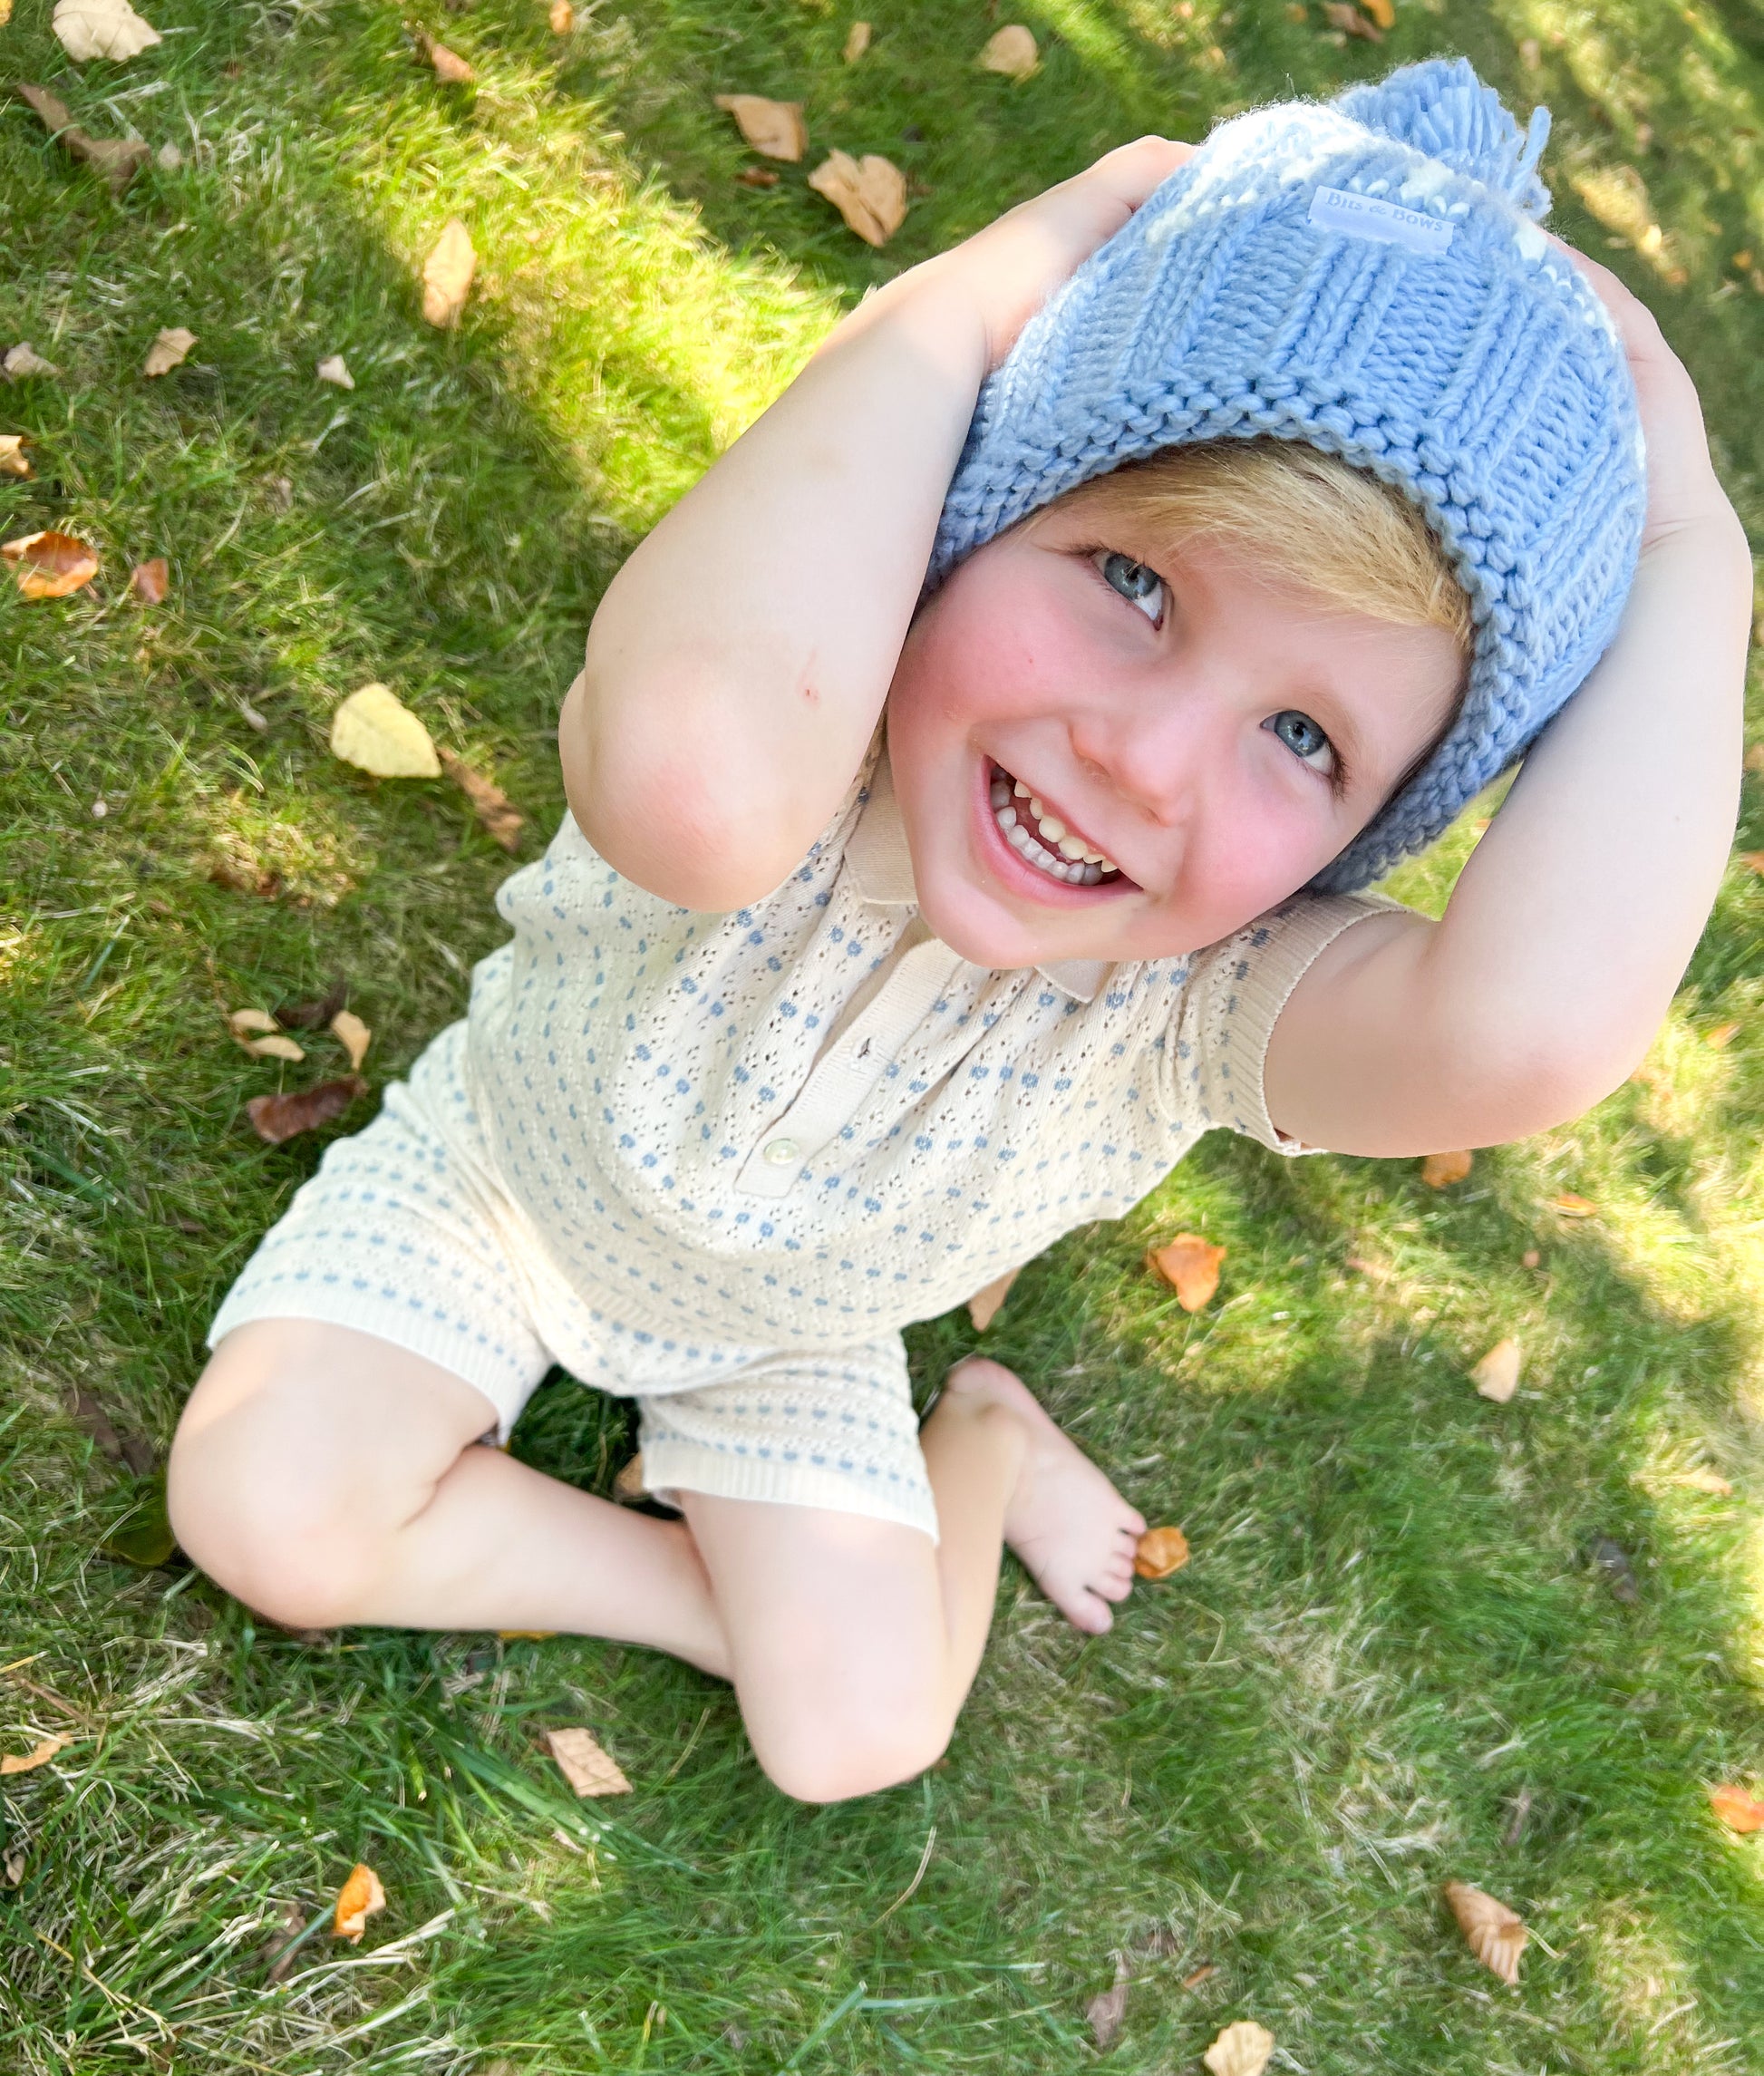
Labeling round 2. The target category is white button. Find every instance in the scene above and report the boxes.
[761,1137,800,1166]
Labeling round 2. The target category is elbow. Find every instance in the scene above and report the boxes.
[1435,1014,1651,1147]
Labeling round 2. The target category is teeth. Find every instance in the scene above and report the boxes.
[991,767,1122,886]
[1013,781,1029,799]
[1058,836,1085,860]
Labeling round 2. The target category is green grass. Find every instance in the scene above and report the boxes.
[3,0,1764,2067]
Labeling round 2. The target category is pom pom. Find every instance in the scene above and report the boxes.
[1335,56,1552,218]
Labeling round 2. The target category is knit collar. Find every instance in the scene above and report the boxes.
[844,746,1110,1005]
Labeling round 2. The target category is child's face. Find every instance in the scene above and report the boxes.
[885,499,1465,967]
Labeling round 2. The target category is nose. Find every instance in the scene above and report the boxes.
[1070,680,1230,831]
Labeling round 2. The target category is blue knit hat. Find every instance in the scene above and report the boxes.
[930,57,1647,893]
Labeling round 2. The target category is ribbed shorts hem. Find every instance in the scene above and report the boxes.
[638,1438,939,1544]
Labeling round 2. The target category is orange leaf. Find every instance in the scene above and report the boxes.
[1323,0,1381,36]
[1146,1234,1226,1312]
[966,1267,1019,1332]
[1443,1880,1527,1984]
[440,746,524,852]
[332,1862,385,1942]
[1360,0,1395,23]
[418,32,474,82]
[1133,1526,1190,1578]
[1420,1149,1472,1188]
[0,1734,69,1776]
[548,0,573,30]
[3,529,100,598]
[545,1725,632,1797]
[807,150,907,246]
[1711,1782,1764,1832]
[1740,851,1764,877]
[130,556,168,603]
[1469,1336,1521,1403]
[422,219,476,328]
[713,92,807,162]
[1551,1191,1597,1218]
[497,1627,557,1640]
[1706,1021,1741,1049]
[246,1076,366,1145]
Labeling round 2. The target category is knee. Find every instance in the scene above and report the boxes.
[752,1707,954,1807]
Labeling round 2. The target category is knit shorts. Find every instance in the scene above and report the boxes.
[208,1023,937,1540]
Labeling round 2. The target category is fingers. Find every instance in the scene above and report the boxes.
[1081,133,1197,211]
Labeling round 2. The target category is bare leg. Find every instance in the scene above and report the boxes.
[168,1320,731,1676]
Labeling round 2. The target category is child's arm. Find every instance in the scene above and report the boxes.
[1265,251,1751,1156]
[560,138,1191,911]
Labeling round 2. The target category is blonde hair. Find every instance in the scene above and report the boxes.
[1052,437,1476,655]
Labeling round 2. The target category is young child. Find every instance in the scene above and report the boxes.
[168,59,1747,1804]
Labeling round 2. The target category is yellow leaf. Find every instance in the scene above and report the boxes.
[421,219,477,329]
[3,529,100,598]
[808,150,907,246]
[978,24,1038,78]
[1551,1191,1597,1218]
[548,0,573,30]
[841,20,870,62]
[0,434,32,479]
[315,353,354,389]
[966,1267,1018,1332]
[142,326,196,377]
[53,0,161,63]
[333,1862,386,1942]
[1469,1337,1521,1403]
[1203,2019,1276,2076]
[0,2,13,26]
[1360,0,1394,23]
[329,683,441,779]
[329,1009,371,1072]
[0,1734,69,1776]
[1706,1021,1741,1049]
[1133,1526,1189,1578]
[1146,1234,1225,1312]
[713,93,807,162]
[2,344,60,380]
[1420,1149,1472,1188]
[497,1627,557,1639]
[1443,1880,1527,1984]
[1711,1782,1764,1832]
[545,1725,632,1797]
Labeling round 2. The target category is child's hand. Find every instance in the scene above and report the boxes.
[926,137,1196,370]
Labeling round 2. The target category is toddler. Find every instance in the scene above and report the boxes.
[168,60,1747,1803]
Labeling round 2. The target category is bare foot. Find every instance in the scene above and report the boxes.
[940,1357,1146,1635]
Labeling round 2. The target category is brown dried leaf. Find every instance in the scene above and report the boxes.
[1744,742,1764,773]
[1,1735,69,1776]
[332,1862,385,1942]
[418,31,475,82]
[3,529,100,598]
[612,1452,647,1504]
[1203,2020,1276,2076]
[1443,1880,1527,1984]
[440,746,524,851]
[1133,1526,1190,1579]
[713,93,807,162]
[737,167,779,187]
[69,131,150,192]
[842,19,870,62]
[421,218,476,328]
[1711,1782,1764,1832]
[1085,1953,1129,2051]
[808,150,907,245]
[142,326,196,377]
[1360,0,1394,24]
[1146,1234,1226,1312]
[261,1900,305,1984]
[3,343,61,379]
[247,1076,366,1146]
[1323,0,1381,34]
[329,1009,371,1072]
[548,0,573,30]
[966,1266,1019,1332]
[1469,1336,1521,1403]
[331,683,441,778]
[53,0,161,63]
[1420,1149,1472,1188]
[130,555,168,602]
[1181,1963,1217,1990]
[978,23,1038,77]
[275,981,348,1030]
[0,434,32,479]
[545,1725,632,1797]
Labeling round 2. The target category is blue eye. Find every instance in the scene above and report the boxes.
[1265,709,1334,772]
[1094,550,1164,625]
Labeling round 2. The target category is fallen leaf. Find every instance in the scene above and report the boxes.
[1443,1880,1527,1984]
[1744,742,1764,773]
[1360,0,1394,21]
[548,0,573,29]
[0,1736,69,1776]
[15,82,149,193]
[130,556,168,602]
[1469,1336,1521,1403]
[333,1863,385,1943]
[1552,1191,1597,1218]
[275,980,348,1030]
[967,1266,1018,1332]
[1743,851,1764,876]
[315,353,354,389]
[978,23,1038,77]
[329,1009,371,1072]
[3,1848,25,1887]
[330,683,441,778]
[416,30,474,82]
[713,93,807,162]
[3,343,61,379]
[1706,1021,1741,1049]
[1521,1247,1541,1269]
[142,325,196,377]
[53,0,161,63]
[1146,1234,1226,1312]
[3,529,100,598]
[808,150,907,246]
[1323,0,1381,35]
[155,140,180,170]
[1204,2020,1276,2076]
[101,1476,177,1566]
[68,1386,155,1475]
[0,1,12,25]
[1710,1782,1764,1833]
[247,1076,367,1145]
[440,746,524,851]
[1590,1536,1640,1604]
[1134,1526,1190,1578]
[0,434,32,478]
[1085,1953,1130,2052]
[1182,1963,1217,1990]
[498,1628,557,1640]
[1668,1467,1733,1497]
[1420,1149,1472,1188]
[239,698,269,732]
[421,218,476,328]
[842,20,870,62]
[233,1009,304,1060]
[262,1901,306,1984]
[545,1725,632,1797]
[737,167,779,187]
[612,1453,647,1504]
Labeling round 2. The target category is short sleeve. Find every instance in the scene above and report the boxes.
[1164,892,1407,1156]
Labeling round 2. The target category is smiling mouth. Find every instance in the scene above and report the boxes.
[987,765,1126,888]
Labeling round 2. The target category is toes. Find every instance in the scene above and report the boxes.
[1095,1570,1133,1603]
[1065,1589,1114,1635]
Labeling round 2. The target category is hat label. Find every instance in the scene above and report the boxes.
[1308,186,1454,257]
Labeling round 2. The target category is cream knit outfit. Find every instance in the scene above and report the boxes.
[209,740,1395,1538]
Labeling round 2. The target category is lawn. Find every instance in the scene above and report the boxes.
[4,0,1764,2068]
